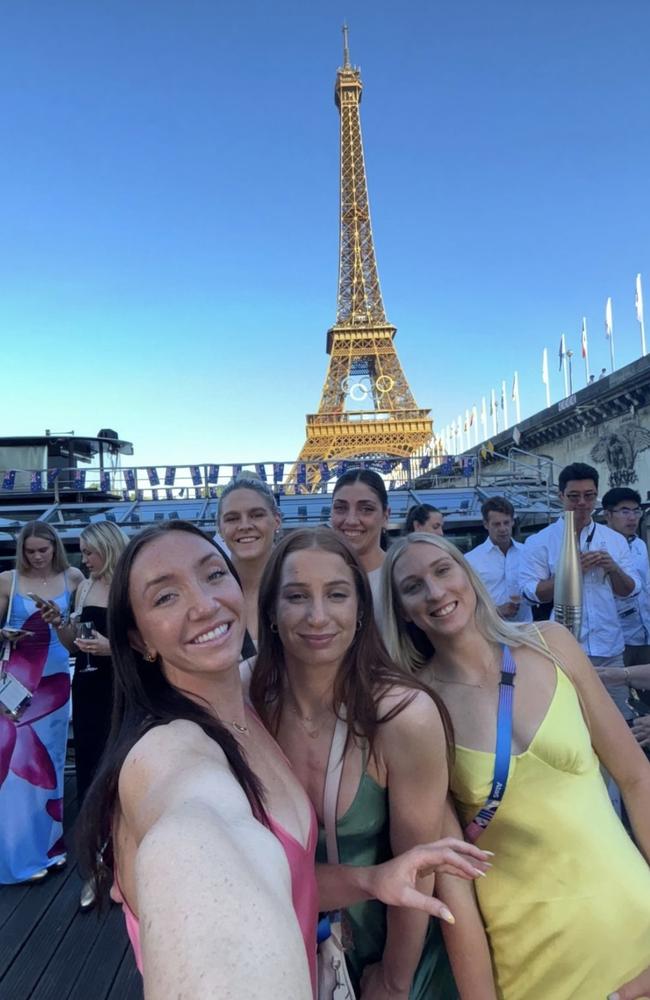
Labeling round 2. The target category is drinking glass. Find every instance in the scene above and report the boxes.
[77,621,97,673]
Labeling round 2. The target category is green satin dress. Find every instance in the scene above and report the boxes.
[315,767,458,998]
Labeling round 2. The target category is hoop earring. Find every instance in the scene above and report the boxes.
[270,622,279,634]
[144,649,157,663]
[356,619,363,632]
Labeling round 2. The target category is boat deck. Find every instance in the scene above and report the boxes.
[0,777,142,1000]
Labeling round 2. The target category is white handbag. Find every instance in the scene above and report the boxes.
[317,710,357,1000]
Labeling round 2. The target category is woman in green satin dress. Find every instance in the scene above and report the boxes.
[251,527,496,999]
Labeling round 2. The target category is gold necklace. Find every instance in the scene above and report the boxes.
[287,700,332,740]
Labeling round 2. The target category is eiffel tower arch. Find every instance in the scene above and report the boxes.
[290,28,432,491]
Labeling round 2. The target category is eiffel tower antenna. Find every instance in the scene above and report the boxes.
[342,23,351,68]
[290,31,432,491]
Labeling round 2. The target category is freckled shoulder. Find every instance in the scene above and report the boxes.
[120,720,228,791]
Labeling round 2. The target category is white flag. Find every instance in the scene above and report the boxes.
[605,297,613,337]
[637,274,645,325]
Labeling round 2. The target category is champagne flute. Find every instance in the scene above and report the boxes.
[77,621,97,673]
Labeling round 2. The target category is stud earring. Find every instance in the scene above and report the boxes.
[144,649,157,663]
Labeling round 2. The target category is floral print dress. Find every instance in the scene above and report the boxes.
[0,582,71,882]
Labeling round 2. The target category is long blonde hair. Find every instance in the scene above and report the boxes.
[80,521,128,581]
[380,533,555,672]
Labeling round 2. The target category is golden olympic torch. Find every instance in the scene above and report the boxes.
[553,510,583,639]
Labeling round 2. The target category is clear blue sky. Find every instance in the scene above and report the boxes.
[2,1,649,467]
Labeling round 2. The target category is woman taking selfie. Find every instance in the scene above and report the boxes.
[77,521,490,999]
[0,522,83,883]
[251,526,496,999]
[381,532,650,1000]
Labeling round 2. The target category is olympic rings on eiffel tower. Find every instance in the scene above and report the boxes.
[375,375,394,394]
[349,381,370,401]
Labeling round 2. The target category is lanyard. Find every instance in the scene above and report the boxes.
[464,645,517,843]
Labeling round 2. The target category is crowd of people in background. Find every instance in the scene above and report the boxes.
[1,460,649,999]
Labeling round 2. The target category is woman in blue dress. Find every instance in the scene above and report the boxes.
[0,522,83,883]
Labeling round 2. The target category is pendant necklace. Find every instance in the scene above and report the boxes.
[287,700,331,740]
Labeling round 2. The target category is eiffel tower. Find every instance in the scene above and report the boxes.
[290,27,432,491]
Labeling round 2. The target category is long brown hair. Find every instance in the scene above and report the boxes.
[250,526,453,757]
[77,521,267,905]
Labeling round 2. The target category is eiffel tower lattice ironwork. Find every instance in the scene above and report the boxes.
[290,28,432,491]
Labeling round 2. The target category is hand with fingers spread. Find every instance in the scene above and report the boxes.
[366,838,492,924]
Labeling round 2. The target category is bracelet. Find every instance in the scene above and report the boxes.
[623,667,631,685]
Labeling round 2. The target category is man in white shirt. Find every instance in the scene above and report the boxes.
[602,486,650,668]
[520,462,640,720]
[465,497,532,623]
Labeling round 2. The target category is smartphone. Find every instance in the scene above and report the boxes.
[26,592,49,607]
[0,672,32,720]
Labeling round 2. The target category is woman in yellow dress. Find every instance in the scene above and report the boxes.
[380,532,650,1000]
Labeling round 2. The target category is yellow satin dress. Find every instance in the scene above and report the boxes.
[451,663,650,1000]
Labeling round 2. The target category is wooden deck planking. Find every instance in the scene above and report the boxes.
[0,772,141,1000]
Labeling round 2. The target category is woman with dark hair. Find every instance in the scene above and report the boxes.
[217,476,281,644]
[77,521,490,999]
[330,468,390,618]
[251,526,496,999]
[381,532,650,1000]
[0,522,83,883]
[405,504,444,536]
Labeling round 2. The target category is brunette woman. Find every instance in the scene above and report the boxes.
[251,526,496,999]
[77,522,491,999]
[217,477,281,644]
[381,532,650,1000]
[330,468,389,616]
[405,504,444,536]
[0,523,83,883]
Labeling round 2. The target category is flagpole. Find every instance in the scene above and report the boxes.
[472,404,479,445]
[605,297,615,372]
[581,317,590,384]
[501,381,509,430]
[480,397,487,441]
[566,350,574,394]
[542,348,551,408]
[491,389,497,435]
[560,334,569,397]
[513,372,521,423]
[637,274,646,357]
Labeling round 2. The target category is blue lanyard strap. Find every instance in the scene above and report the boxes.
[465,645,517,842]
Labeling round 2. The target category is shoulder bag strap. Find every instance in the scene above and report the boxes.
[323,709,348,865]
[4,570,17,626]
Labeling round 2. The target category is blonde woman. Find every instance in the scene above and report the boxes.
[0,523,83,883]
[380,532,650,1000]
[45,520,127,908]
[217,477,281,645]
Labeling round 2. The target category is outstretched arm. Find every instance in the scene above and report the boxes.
[118,721,311,1000]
